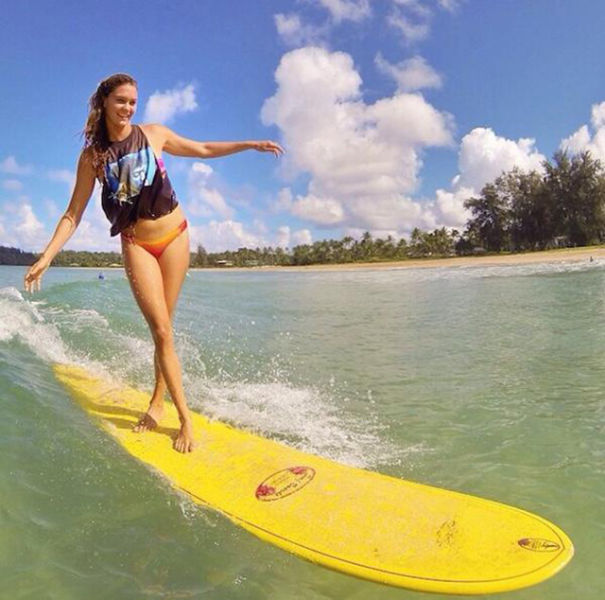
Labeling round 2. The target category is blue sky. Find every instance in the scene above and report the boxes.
[2,0,605,252]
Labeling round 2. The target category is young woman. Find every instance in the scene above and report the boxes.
[24,73,284,453]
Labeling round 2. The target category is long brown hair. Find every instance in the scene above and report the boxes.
[82,73,137,180]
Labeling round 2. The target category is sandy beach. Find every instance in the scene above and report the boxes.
[190,246,605,273]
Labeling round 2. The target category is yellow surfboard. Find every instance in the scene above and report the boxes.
[54,364,573,595]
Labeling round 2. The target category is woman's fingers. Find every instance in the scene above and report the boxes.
[24,269,33,293]
[255,140,285,156]
[24,262,46,293]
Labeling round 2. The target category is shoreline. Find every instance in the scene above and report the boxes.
[5,246,603,273]
[190,246,605,273]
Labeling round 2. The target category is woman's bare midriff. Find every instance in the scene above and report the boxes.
[122,204,186,241]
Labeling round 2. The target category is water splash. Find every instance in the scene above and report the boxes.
[0,287,70,363]
[0,285,405,468]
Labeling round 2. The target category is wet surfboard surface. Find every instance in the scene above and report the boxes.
[54,364,574,595]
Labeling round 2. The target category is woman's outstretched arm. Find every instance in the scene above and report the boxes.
[24,150,96,292]
[144,124,284,159]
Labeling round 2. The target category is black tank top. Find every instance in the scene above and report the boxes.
[101,125,178,236]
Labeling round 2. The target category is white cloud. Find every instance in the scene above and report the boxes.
[291,194,345,225]
[48,169,76,190]
[276,225,291,248]
[316,0,371,23]
[189,220,265,252]
[267,223,313,248]
[14,203,46,250]
[0,183,120,251]
[437,0,464,12]
[367,92,454,148]
[189,218,308,253]
[0,215,14,247]
[375,53,442,92]
[276,1,460,52]
[591,102,605,129]
[1,156,32,175]
[292,228,313,245]
[387,5,432,45]
[432,127,547,229]
[274,1,370,48]
[274,187,294,211]
[349,194,436,231]
[187,162,234,219]
[388,0,460,45]
[2,179,23,191]
[455,127,545,191]
[261,47,454,235]
[560,125,591,156]
[144,84,198,124]
[388,14,430,44]
[392,0,432,18]
[433,186,474,229]
[560,101,605,163]
[275,13,328,47]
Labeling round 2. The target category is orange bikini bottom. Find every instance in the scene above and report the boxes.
[121,220,188,259]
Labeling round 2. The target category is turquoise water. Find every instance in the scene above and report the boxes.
[1,261,602,599]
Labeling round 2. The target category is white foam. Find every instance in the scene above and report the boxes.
[0,287,70,363]
[0,285,407,469]
[192,378,400,467]
[0,287,114,379]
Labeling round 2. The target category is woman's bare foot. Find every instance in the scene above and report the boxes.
[133,397,164,433]
[174,419,196,453]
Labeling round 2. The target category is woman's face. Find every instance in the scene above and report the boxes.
[103,83,137,128]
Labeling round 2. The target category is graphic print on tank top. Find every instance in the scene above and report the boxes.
[102,125,178,236]
[105,145,157,205]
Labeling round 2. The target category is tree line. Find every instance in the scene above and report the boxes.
[0,246,38,266]
[2,150,604,268]
[0,233,459,268]
[191,228,459,267]
[462,150,605,252]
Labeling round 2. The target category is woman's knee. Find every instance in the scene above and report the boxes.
[151,321,174,347]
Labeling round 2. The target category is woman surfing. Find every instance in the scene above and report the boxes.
[24,73,284,453]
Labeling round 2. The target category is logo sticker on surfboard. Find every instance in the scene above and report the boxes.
[255,466,315,501]
[518,538,561,552]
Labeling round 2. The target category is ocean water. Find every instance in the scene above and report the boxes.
[1,261,603,599]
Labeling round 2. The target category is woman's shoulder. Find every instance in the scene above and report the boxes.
[78,146,96,168]
[139,123,172,153]
[74,147,98,182]
[139,123,171,136]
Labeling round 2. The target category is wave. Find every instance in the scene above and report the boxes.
[0,285,405,468]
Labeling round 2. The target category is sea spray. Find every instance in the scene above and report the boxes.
[0,282,404,468]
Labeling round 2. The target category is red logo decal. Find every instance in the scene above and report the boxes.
[255,466,315,501]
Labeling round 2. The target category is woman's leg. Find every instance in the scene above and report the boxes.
[122,234,195,453]
[133,232,190,432]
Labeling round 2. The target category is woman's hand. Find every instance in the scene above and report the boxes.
[24,257,50,293]
[251,140,285,157]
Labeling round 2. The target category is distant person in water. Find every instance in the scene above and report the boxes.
[24,73,284,453]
